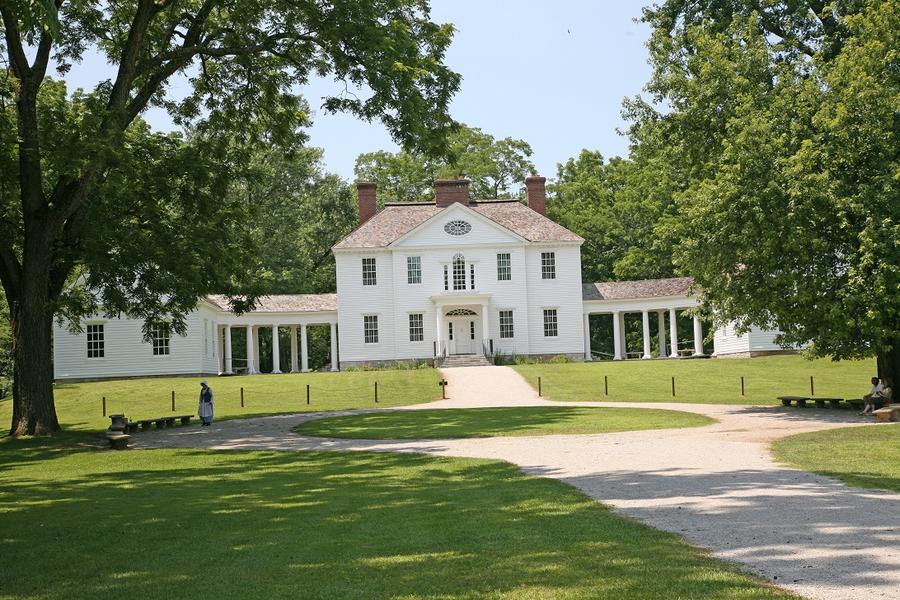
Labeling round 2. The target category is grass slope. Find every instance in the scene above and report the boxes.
[0,446,794,599]
[296,406,714,439]
[772,424,900,492]
[0,370,440,433]
[513,355,875,405]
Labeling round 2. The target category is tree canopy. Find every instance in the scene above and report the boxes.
[626,0,899,377]
[354,124,535,202]
[1,0,460,435]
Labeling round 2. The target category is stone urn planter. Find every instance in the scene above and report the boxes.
[108,414,127,432]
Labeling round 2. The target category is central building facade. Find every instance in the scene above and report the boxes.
[333,177,587,366]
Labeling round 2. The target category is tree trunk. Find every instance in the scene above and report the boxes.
[876,336,900,389]
[8,281,59,436]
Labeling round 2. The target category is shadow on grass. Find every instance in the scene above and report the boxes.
[1,449,791,599]
[295,407,712,440]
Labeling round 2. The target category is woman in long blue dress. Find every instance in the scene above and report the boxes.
[198,381,214,426]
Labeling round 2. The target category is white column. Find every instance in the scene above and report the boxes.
[481,305,489,354]
[583,314,591,361]
[641,310,652,359]
[290,325,299,372]
[253,326,261,372]
[300,324,309,372]
[618,311,628,358]
[657,310,667,357]
[669,308,679,358]
[224,325,233,374]
[271,325,281,373]
[246,326,256,374]
[330,322,338,371]
[693,315,705,356]
[436,310,444,356]
[612,312,623,360]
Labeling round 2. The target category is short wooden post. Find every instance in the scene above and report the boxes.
[374,381,379,403]
[306,384,310,405]
[538,376,542,397]
[604,375,608,396]
[171,390,175,412]
[741,376,745,396]
[240,387,244,408]
[102,396,106,417]
[810,375,815,397]
[671,376,676,397]
[438,379,448,399]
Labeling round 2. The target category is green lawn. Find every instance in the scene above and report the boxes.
[296,406,714,439]
[0,370,441,433]
[513,355,875,405]
[772,424,900,492]
[0,444,794,599]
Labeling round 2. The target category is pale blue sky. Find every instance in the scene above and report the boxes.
[61,1,653,181]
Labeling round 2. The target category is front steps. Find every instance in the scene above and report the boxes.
[439,355,493,368]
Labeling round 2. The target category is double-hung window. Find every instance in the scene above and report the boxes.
[543,309,558,337]
[151,323,171,356]
[541,252,556,280]
[364,315,379,344]
[87,324,104,358]
[452,254,466,290]
[408,313,424,342]
[362,257,377,286]
[407,256,422,284]
[497,253,511,281]
[499,310,514,339]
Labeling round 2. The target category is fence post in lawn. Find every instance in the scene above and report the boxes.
[102,396,106,417]
[604,375,608,396]
[306,384,310,405]
[741,376,745,396]
[375,381,379,403]
[171,390,175,412]
[240,387,244,408]
[538,376,542,397]
[810,375,815,397]
[671,376,676,397]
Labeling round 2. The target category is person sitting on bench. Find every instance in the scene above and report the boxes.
[862,377,892,415]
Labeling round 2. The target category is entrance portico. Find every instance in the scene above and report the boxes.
[431,293,491,357]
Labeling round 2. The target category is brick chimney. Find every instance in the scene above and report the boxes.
[525,174,547,215]
[357,181,377,225]
[434,178,470,208]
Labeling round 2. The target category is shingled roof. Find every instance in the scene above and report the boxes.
[582,277,695,301]
[332,200,582,249]
[206,293,337,313]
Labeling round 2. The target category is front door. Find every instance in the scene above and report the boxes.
[450,318,476,354]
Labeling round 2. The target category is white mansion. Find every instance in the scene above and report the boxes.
[53,176,789,380]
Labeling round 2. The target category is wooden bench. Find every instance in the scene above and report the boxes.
[812,397,844,409]
[778,396,811,407]
[132,415,194,431]
[105,432,130,450]
[873,405,899,423]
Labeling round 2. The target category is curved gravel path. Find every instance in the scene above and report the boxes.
[135,366,900,600]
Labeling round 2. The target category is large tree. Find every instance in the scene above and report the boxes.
[0,0,460,435]
[630,0,899,380]
[354,124,535,202]
[548,150,677,284]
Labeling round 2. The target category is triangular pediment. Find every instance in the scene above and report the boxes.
[390,203,526,248]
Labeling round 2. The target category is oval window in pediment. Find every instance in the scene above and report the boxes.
[444,220,472,236]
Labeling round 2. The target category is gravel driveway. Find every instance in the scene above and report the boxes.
[135,365,900,600]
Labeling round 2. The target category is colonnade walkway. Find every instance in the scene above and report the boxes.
[136,366,899,600]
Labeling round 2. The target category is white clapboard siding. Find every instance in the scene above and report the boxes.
[53,309,213,380]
